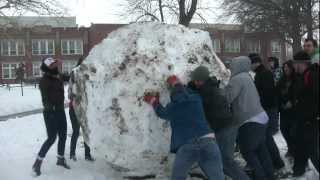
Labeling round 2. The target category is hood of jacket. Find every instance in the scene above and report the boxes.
[230,56,251,77]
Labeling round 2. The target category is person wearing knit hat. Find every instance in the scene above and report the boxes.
[190,66,210,82]
[144,75,224,180]
[292,51,319,177]
[189,66,250,180]
[32,57,71,176]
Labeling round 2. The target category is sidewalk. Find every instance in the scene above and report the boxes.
[0,108,43,121]
[0,103,69,121]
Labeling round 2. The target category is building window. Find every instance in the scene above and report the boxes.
[2,63,19,79]
[32,39,55,55]
[271,40,281,58]
[61,39,83,55]
[247,40,261,53]
[213,39,221,53]
[225,38,240,53]
[32,62,42,77]
[1,40,25,56]
[62,60,77,74]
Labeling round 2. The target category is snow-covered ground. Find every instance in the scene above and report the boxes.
[0,85,69,116]
[0,112,122,180]
[0,112,318,180]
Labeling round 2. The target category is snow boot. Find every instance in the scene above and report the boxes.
[32,157,43,176]
[85,154,95,162]
[70,155,77,162]
[57,157,71,169]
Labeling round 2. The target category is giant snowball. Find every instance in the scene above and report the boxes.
[71,22,230,177]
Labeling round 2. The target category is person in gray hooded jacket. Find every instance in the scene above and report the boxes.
[224,56,276,180]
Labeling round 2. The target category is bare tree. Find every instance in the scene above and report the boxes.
[222,0,319,53]
[0,0,66,17]
[120,0,214,27]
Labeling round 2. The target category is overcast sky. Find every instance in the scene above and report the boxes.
[62,0,228,26]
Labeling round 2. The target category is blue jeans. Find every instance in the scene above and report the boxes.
[172,138,224,180]
[238,123,275,180]
[216,126,251,180]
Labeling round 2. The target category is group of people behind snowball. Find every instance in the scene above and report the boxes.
[31,38,319,180]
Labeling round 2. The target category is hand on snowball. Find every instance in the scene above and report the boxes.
[167,75,180,87]
[143,92,160,107]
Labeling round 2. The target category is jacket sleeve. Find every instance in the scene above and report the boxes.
[224,76,242,104]
[154,104,171,121]
[39,79,50,107]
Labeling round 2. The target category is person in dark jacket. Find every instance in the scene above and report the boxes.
[144,75,224,180]
[292,51,319,177]
[276,60,297,158]
[32,57,70,176]
[68,59,94,162]
[188,66,250,180]
[249,53,285,170]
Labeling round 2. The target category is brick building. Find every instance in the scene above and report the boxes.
[0,17,288,84]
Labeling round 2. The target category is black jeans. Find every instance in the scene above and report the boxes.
[38,110,67,158]
[69,107,91,157]
[280,110,297,155]
[265,109,285,169]
[293,119,319,174]
[238,123,275,180]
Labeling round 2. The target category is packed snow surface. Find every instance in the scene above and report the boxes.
[71,22,230,176]
[0,113,318,180]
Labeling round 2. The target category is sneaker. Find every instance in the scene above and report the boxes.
[70,155,77,162]
[85,154,95,162]
[32,158,43,176]
[57,157,71,169]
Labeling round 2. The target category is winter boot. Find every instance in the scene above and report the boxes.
[85,154,95,162]
[70,155,77,162]
[57,156,71,169]
[32,157,43,176]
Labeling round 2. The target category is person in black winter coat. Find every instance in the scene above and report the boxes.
[249,53,285,170]
[188,66,251,180]
[32,57,70,176]
[292,51,319,177]
[276,60,297,157]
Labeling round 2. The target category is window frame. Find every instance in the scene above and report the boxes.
[32,61,43,77]
[62,60,77,74]
[32,39,55,55]
[213,39,221,53]
[1,40,25,56]
[2,63,19,79]
[225,38,241,53]
[247,40,261,53]
[61,39,83,55]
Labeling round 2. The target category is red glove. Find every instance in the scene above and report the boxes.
[167,75,179,87]
[144,95,157,106]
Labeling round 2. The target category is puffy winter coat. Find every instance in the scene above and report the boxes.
[154,84,212,153]
[188,78,233,133]
[40,74,65,109]
[296,64,319,122]
[254,64,277,109]
[224,56,265,125]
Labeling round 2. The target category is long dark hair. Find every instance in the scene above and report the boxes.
[281,60,295,80]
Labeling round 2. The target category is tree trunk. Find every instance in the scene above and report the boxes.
[158,0,164,22]
[306,0,313,39]
[178,0,198,27]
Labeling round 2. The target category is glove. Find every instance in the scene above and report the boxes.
[144,92,160,106]
[167,75,179,87]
